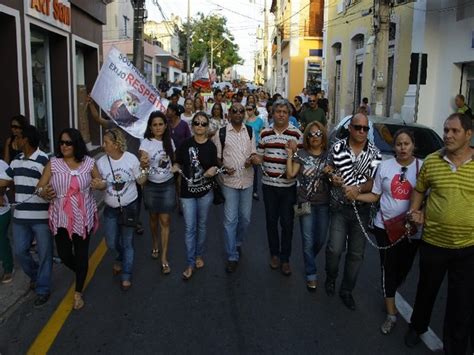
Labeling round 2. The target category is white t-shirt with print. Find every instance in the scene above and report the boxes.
[372,157,421,229]
[97,152,141,208]
[139,138,175,183]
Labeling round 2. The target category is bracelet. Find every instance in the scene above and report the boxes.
[35,186,43,196]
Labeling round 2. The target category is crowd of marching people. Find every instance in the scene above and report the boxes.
[0,83,473,354]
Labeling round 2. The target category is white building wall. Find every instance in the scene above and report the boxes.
[103,1,133,40]
[417,1,474,135]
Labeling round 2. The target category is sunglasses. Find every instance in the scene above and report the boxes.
[308,100,317,103]
[59,140,73,147]
[308,130,323,138]
[192,121,209,127]
[399,166,408,182]
[246,107,254,111]
[11,124,22,129]
[231,108,245,114]
[351,124,370,132]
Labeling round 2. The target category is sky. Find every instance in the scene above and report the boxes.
[145,0,266,81]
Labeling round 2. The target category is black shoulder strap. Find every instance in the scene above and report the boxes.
[219,126,226,160]
[245,124,253,140]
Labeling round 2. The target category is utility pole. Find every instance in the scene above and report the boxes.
[263,0,268,88]
[275,0,282,94]
[371,0,390,116]
[132,0,145,72]
[186,0,191,85]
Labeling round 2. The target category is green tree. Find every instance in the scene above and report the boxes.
[176,13,243,75]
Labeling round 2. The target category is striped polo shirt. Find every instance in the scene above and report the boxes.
[257,125,303,187]
[415,148,474,249]
[7,148,50,223]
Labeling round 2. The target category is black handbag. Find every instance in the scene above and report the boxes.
[212,180,225,205]
[107,156,138,228]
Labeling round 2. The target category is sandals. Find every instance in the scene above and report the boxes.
[151,249,160,259]
[73,292,84,310]
[112,263,122,276]
[161,263,171,275]
[195,257,205,269]
[182,267,193,280]
[121,280,132,291]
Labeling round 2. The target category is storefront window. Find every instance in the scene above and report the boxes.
[31,30,53,152]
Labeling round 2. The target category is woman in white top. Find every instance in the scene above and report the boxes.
[356,128,422,335]
[181,98,194,129]
[139,111,176,274]
[96,128,146,291]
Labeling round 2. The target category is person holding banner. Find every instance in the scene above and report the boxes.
[86,96,145,236]
[139,111,176,274]
[171,112,220,280]
[96,128,146,291]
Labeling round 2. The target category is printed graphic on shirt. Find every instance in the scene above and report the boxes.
[187,146,212,193]
[151,149,171,173]
[390,174,413,200]
[105,167,134,197]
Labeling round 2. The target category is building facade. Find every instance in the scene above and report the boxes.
[144,17,181,57]
[270,0,324,100]
[0,0,107,153]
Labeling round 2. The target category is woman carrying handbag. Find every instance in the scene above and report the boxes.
[356,128,422,335]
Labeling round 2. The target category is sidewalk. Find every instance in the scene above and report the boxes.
[0,153,106,322]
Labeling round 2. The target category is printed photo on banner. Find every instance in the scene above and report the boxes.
[91,47,167,138]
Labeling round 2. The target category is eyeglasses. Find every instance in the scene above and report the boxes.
[59,140,73,147]
[351,124,370,132]
[231,108,245,114]
[11,124,21,129]
[308,130,323,138]
[399,166,408,182]
[192,121,209,127]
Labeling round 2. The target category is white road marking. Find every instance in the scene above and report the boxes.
[395,292,444,352]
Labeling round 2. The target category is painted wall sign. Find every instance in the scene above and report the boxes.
[25,0,71,32]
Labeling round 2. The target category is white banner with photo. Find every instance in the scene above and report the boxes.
[91,47,166,138]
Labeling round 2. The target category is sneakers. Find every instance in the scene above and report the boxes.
[306,280,317,291]
[34,294,50,307]
[380,315,397,335]
[404,325,421,347]
[1,272,13,284]
[324,279,335,296]
[269,256,280,269]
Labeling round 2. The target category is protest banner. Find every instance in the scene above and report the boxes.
[91,47,166,138]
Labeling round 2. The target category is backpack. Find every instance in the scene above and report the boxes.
[218,125,253,160]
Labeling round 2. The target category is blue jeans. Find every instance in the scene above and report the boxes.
[12,222,52,295]
[299,204,330,281]
[103,202,137,282]
[221,185,253,261]
[181,190,213,268]
[325,204,370,294]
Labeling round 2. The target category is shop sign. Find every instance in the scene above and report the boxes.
[25,0,71,32]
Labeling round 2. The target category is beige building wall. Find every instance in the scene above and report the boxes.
[324,0,415,122]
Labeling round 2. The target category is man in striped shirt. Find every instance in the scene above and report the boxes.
[404,113,474,353]
[325,113,381,310]
[212,103,258,273]
[256,99,303,275]
[0,125,52,307]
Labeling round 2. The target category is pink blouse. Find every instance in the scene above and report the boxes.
[49,156,98,239]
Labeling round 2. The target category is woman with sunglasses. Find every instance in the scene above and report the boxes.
[139,111,176,274]
[208,103,228,138]
[286,121,331,291]
[171,112,219,280]
[37,128,101,309]
[4,115,28,163]
[96,128,146,291]
[355,128,422,335]
[245,104,265,200]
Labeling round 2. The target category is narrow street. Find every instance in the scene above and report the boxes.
[0,185,444,354]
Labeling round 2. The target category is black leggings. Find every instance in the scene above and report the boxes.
[372,226,419,298]
[55,228,90,292]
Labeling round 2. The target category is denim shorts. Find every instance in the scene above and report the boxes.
[143,177,176,213]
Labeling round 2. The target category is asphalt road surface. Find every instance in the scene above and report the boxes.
[0,185,447,354]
